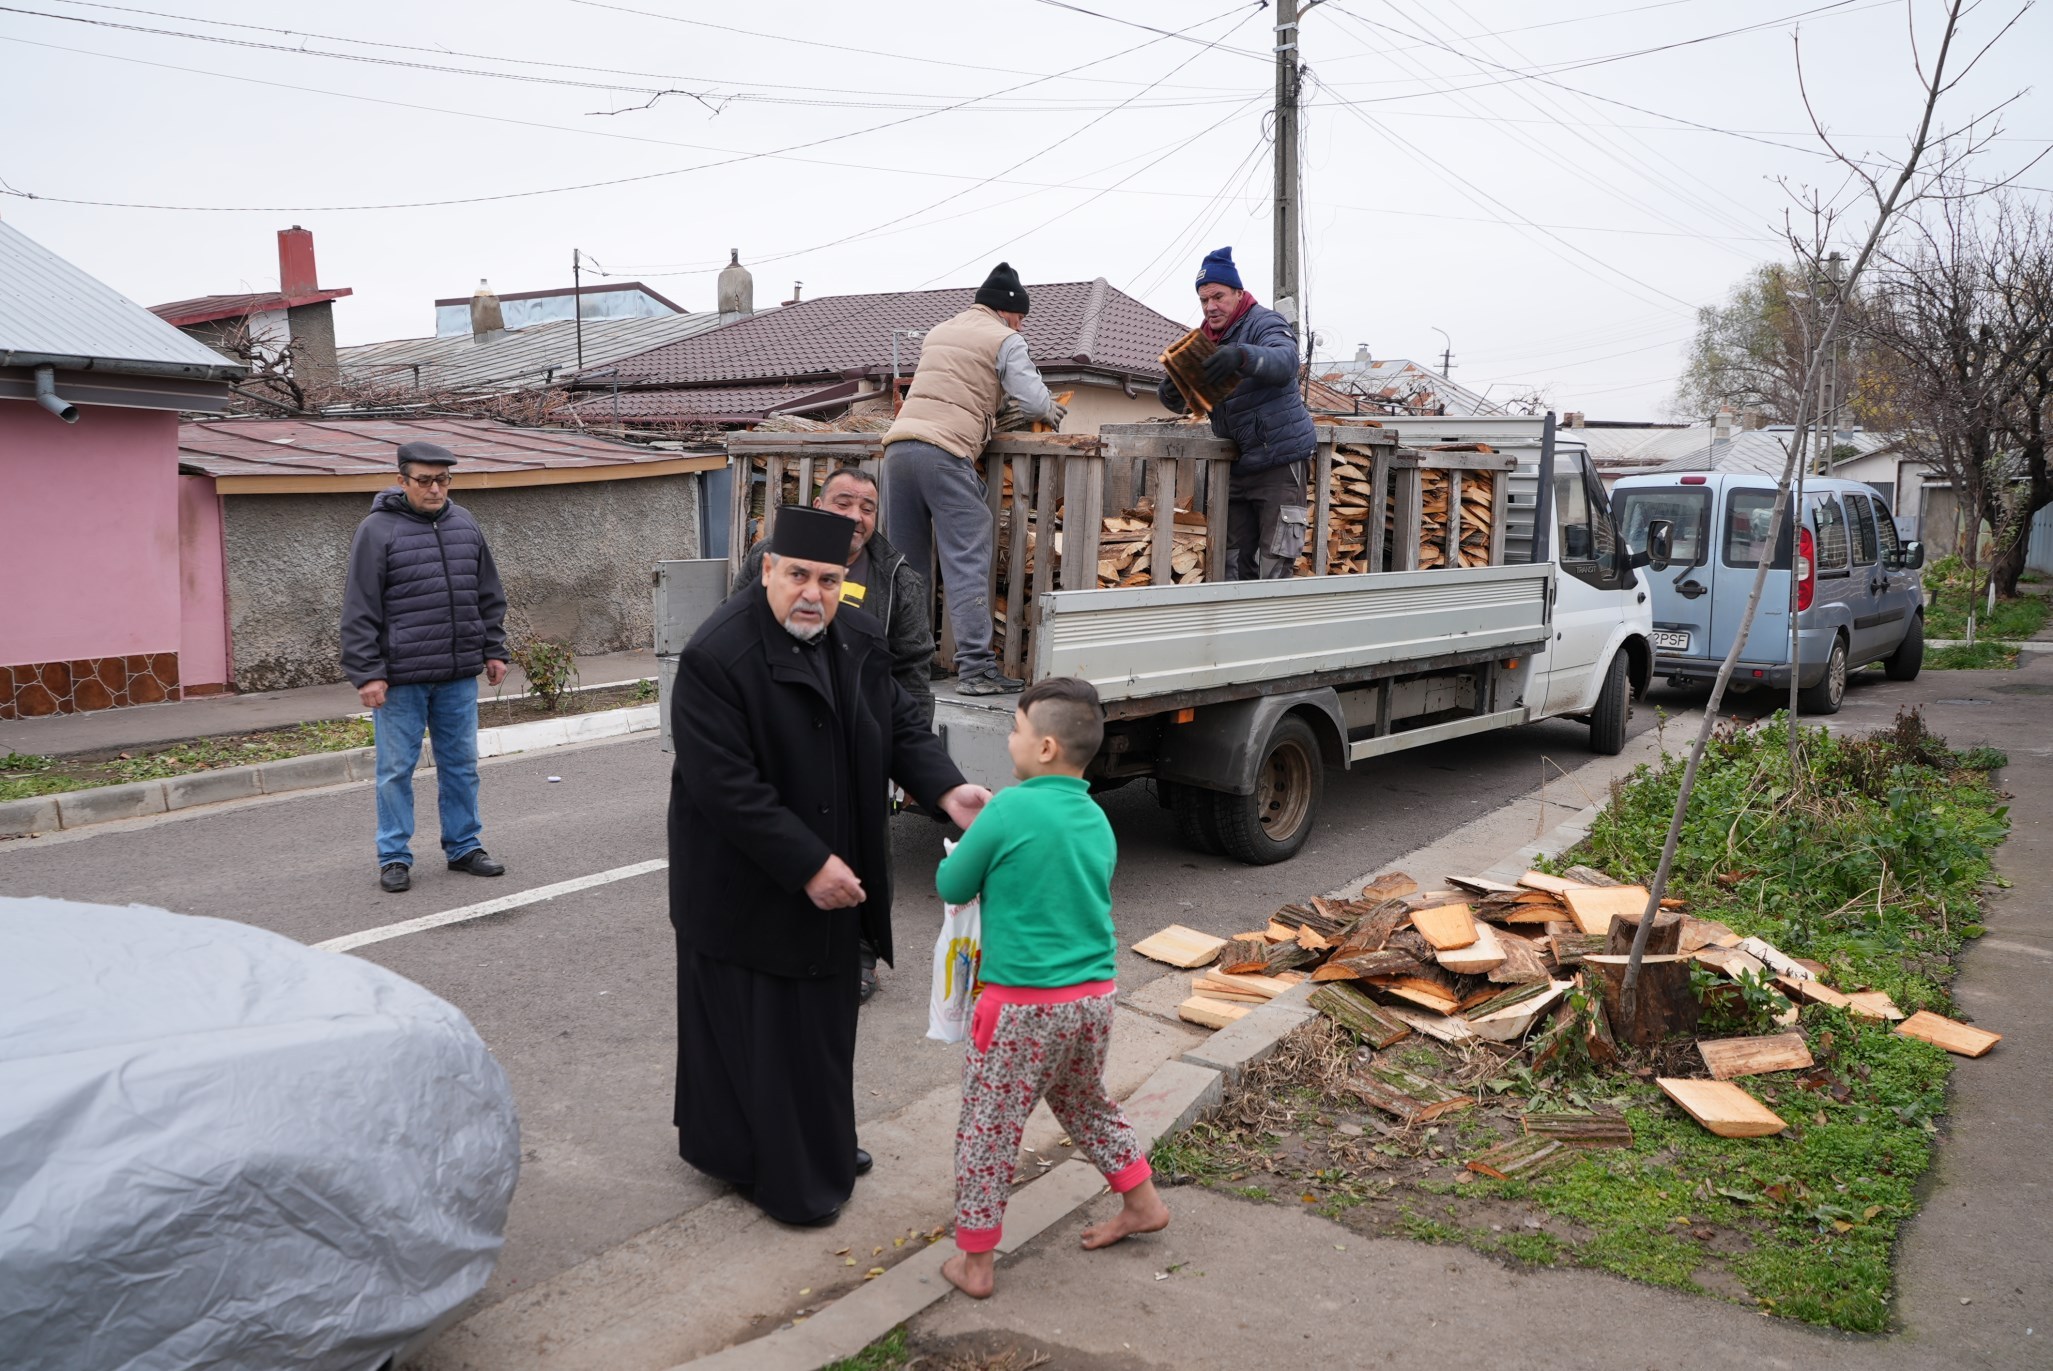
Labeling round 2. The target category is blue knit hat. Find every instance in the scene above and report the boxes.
[1195,246,1242,292]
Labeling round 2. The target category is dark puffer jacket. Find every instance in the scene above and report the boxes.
[341,488,508,687]
[1157,299,1316,476]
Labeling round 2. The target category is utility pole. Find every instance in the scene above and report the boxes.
[1272,0,1308,330]
[1433,326,1454,376]
[572,249,585,371]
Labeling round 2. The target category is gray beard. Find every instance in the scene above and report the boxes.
[781,616,826,643]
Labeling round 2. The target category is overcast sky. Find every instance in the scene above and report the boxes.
[3,0,2046,418]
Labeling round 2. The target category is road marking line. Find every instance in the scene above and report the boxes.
[316,859,668,953]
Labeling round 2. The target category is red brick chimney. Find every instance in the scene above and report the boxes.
[278,226,319,296]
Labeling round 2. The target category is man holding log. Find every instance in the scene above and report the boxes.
[1157,247,1315,580]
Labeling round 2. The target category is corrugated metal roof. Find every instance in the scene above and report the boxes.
[0,221,246,379]
[1648,428,1898,476]
[338,312,724,397]
[1306,357,1503,418]
[594,279,1181,388]
[177,415,685,479]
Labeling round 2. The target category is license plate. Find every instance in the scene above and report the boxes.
[1652,629,1691,651]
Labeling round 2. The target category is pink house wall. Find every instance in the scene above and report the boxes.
[177,474,230,690]
[0,400,182,666]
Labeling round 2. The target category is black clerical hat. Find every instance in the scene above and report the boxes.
[770,505,857,564]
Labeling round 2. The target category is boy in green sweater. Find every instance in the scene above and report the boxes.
[935,676,1169,1299]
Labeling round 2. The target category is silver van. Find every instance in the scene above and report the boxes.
[1610,472,1926,714]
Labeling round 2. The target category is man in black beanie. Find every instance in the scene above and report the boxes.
[882,263,1063,695]
[667,504,991,1226]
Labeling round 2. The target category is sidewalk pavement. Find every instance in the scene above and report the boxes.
[0,649,658,759]
[913,657,2053,1370]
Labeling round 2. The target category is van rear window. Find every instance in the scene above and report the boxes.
[1722,490,1792,569]
[1616,488,1710,566]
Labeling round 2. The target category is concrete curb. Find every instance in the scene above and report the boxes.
[672,799,1621,1371]
[0,704,660,839]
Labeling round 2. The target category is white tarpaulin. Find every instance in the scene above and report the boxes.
[0,896,519,1371]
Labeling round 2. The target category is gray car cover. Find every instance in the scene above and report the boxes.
[0,896,519,1371]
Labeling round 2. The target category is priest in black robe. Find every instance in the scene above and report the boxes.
[668,505,988,1226]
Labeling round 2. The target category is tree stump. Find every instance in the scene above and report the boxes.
[1591,952,1701,1048]
[1604,910,1683,958]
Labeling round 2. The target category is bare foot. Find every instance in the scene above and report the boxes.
[941,1250,995,1298]
[1080,1181,1171,1250]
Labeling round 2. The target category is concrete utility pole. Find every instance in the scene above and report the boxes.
[1272,0,1310,329]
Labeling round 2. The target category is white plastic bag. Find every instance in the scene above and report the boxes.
[926,840,983,1044]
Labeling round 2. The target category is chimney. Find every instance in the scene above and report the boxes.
[716,248,755,323]
[1741,408,1766,430]
[784,280,803,306]
[1354,343,1371,363]
[471,279,506,342]
[278,225,319,296]
[1564,411,1585,428]
[1712,407,1735,441]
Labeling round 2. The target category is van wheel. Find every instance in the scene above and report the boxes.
[1798,637,1847,714]
[1208,715,1324,865]
[1168,782,1225,856]
[1884,614,1924,681]
[1588,652,1629,755]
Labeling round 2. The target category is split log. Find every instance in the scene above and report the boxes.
[1382,1005,1476,1043]
[1520,1112,1635,1146]
[1586,953,1702,1047]
[1465,1136,1573,1180]
[1696,1032,1813,1080]
[1560,865,1622,887]
[1366,975,1462,1016]
[1358,871,1420,902]
[1309,983,1412,1048]
[1547,932,1608,967]
[1219,933,1274,975]
[1348,1066,1473,1124]
[1467,980,1571,1043]
[1487,930,1553,984]
[1311,948,1425,982]
[1445,874,1522,895]
[1437,922,1507,975]
[1331,899,1410,957]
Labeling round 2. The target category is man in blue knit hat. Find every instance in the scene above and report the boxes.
[1157,247,1315,579]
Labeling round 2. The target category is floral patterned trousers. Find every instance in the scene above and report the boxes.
[954,988,1152,1252]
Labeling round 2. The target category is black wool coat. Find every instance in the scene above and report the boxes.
[667,586,965,979]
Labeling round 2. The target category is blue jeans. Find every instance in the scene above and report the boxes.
[373,676,482,869]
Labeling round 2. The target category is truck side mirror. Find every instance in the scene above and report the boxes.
[1903,540,1926,570]
[1629,519,1674,572]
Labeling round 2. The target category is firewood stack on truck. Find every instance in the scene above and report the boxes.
[655,414,1673,866]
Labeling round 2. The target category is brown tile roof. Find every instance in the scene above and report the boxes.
[559,381,854,425]
[150,288,354,328]
[591,278,1183,388]
[177,415,683,481]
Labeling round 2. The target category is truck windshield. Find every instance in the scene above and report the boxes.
[1615,488,1710,566]
[1722,489,1793,569]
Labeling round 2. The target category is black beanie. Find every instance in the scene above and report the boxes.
[973,261,1029,316]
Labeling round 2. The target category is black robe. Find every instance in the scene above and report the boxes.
[667,589,963,1222]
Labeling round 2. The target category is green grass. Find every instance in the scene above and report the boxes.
[1926,640,2021,670]
[822,1327,910,1371]
[0,718,374,804]
[1921,555,2052,640]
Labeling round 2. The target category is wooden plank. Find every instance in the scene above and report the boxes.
[1059,454,1101,591]
[1380,1004,1476,1044]
[1561,885,1652,937]
[796,455,817,508]
[1520,1112,1634,1146]
[1437,921,1507,975]
[1445,874,1522,895]
[1845,990,1906,1022]
[1178,995,1252,1030]
[1738,936,1814,981]
[1003,453,1032,678]
[1657,1077,1789,1138]
[1195,970,1298,1000]
[1467,981,1571,1043]
[1895,1010,2001,1057]
[1312,438,1333,575]
[1410,902,1479,950]
[1203,456,1231,582]
[1774,975,1853,1010]
[1691,945,1768,980]
[1367,978,1463,1016]
[984,450,1004,613]
[1367,443,1390,572]
[1031,453,1060,649]
[1680,917,1742,953]
[1488,462,1509,565]
[1308,983,1412,1048]
[1465,1135,1573,1181]
[1560,864,1621,887]
[1444,468,1463,568]
[1131,924,1226,969]
[1517,870,1587,896]
[1696,1032,1814,1080]
[1151,457,1177,589]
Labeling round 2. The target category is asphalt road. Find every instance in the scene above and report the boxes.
[0,704,1659,1307]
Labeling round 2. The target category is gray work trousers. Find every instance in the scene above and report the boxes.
[1227,460,1309,581]
[883,439,997,679]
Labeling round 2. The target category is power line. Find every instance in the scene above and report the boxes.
[1030,0,1270,60]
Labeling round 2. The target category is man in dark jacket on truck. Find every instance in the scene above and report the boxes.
[1157,246,1316,579]
[732,467,934,728]
[341,441,510,894]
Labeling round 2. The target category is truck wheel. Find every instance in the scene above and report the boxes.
[1168,782,1225,856]
[1798,636,1847,715]
[1884,614,1924,681]
[1208,715,1324,865]
[1588,652,1629,756]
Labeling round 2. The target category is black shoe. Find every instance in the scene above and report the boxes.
[379,863,411,893]
[957,670,1024,696]
[448,849,506,877]
[781,1206,841,1228]
[859,965,878,1004]
[855,1147,874,1176]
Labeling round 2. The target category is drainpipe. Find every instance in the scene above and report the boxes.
[33,366,79,423]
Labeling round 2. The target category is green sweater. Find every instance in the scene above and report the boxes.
[934,774,1117,988]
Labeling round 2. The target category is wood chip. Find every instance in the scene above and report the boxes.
[1895,1010,2001,1057]
[1696,1032,1814,1080]
[1358,871,1420,901]
[1657,1078,1789,1138]
[1132,924,1226,968]
[1410,902,1479,950]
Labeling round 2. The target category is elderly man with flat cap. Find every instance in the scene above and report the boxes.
[669,505,991,1227]
[341,440,510,894]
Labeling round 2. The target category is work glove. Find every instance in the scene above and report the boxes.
[1200,343,1249,387]
[1045,400,1068,430]
[994,399,1031,432]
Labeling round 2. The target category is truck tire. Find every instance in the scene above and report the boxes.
[1588,652,1629,756]
[1207,715,1324,865]
[1798,636,1847,714]
[1168,782,1225,856]
[1884,613,1924,681]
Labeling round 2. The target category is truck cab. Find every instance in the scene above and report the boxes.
[1611,471,1927,713]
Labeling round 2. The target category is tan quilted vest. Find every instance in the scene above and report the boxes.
[882,306,1014,460]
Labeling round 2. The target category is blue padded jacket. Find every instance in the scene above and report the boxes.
[340,488,508,687]
[1157,299,1316,476]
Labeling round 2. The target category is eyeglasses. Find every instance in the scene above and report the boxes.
[405,473,455,488]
